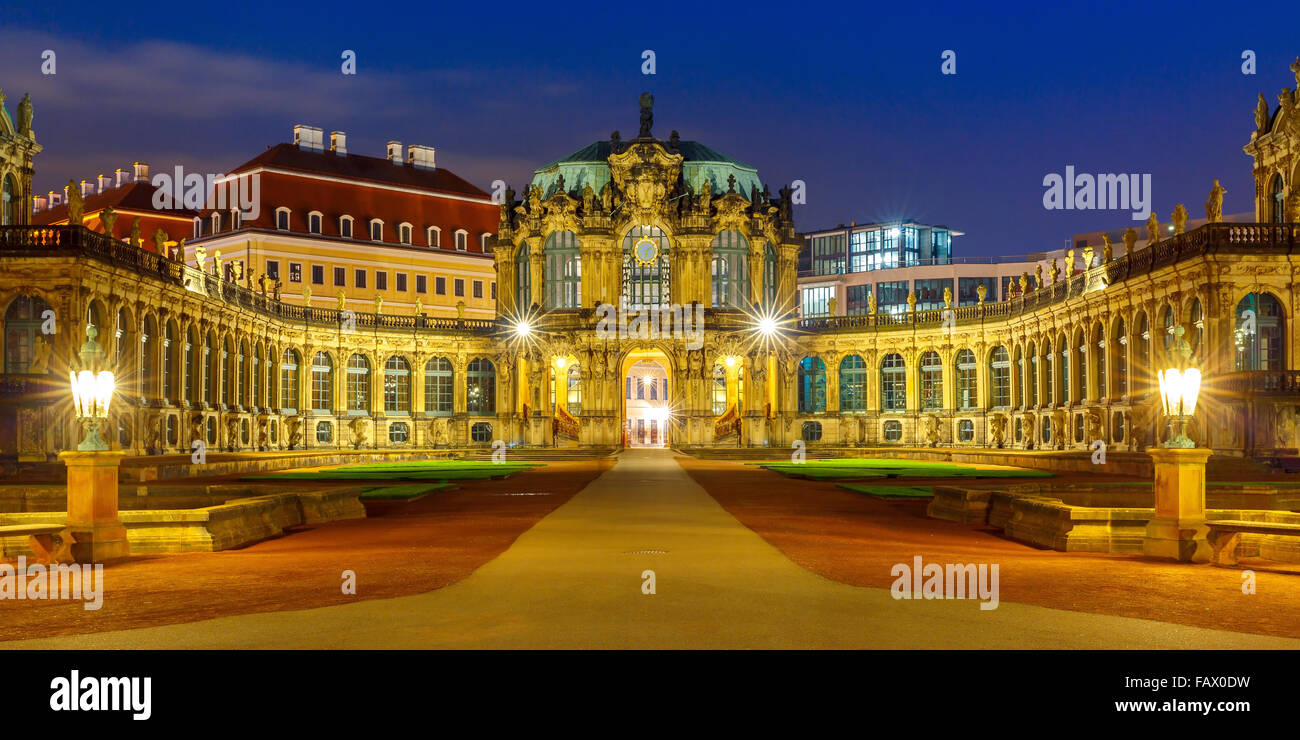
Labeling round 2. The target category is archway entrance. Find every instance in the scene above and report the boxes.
[623,354,671,448]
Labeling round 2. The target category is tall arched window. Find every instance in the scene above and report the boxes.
[281,349,300,414]
[425,357,453,415]
[711,230,750,308]
[141,316,156,397]
[797,357,826,413]
[515,242,532,310]
[1071,330,1085,402]
[347,354,370,413]
[252,344,262,408]
[384,356,410,413]
[544,231,581,309]
[1092,324,1105,401]
[1027,341,1038,407]
[203,332,215,404]
[839,355,866,412]
[1112,318,1128,398]
[1235,293,1285,371]
[220,338,232,405]
[1188,298,1204,354]
[163,321,176,400]
[990,346,1010,408]
[3,295,52,373]
[1043,339,1054,406]
[881,353,906,411]
[1272,174,1286,224]
[1161,305,1175,354]
[311,352,332,412]
[185,328,197,403]
[1,174,16,226]
[712,364,729,415]
[956,349,976,410]
[622,225,670,309]
[763,242,779,307]
[1134,312,1150,395]
[467,358,496,415]
[919,351,943,411]
[566,363,582,415]
[237,340,247,406]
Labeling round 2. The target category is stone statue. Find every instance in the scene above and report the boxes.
[1256,93,1271,132]
[727,174,737,193]
[1205,180,1226,223]
[976,283,987,304]
[943,286,952,308]
[129,217,142,249]
[153,228,169,255]
[1119,228,1135,259]
[906,290,917,313]
[1049,259,1060,284]
[336,290,347,310]
[1146,213,1160,245]
[1293,57,1300,88]
[302,285,311,306]
[374,293,383,314]
[1082,244,1095,270]
[1018,273,1028,294]
[214,249,223,277]
[827,296,837,316]
[456,300,465,320]
[258,273,267,296]
[66,180,84,226]
[582,184,595,214]
[194,244,207,271]
[175,237,185,261]
[699,179,712,213]
[16,92,33,136]
[1275,404,1298,449]
[924,415,941,447]
[989,414,1006,448]
[600,182,613,212]
[100,206,118,237]
[638,92,654,137]
[1064,249,1075,274]
[414,297,422,316]
[1172,204,1188,234]
[348,417,368,449]
[1034,263,1043,288]
[273,278,282,302]
[868,292,877,315]
[232,260,243,283]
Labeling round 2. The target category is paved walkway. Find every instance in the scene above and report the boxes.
[7,449,1296,649]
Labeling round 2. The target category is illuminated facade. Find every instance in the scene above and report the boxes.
[0,84,1295,462]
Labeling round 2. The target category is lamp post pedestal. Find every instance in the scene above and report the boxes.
[1143,447,1212,562]
[59,450,130,563]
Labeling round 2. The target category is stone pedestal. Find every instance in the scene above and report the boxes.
[1143,447,1212,562]
[59,450,130,563]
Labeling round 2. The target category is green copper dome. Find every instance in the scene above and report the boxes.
[531,138,761,202]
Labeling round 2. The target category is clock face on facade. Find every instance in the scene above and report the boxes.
[632,236,659,266]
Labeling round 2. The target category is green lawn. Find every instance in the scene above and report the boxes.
[246,460,542,483]
[837,484,934,499]
[358,483,457,501]
[755,458,1051,480]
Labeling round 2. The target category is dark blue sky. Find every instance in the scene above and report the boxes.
[2,1,1297,256]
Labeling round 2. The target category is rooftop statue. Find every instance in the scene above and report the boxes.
[638,92,654,137]
[1146,213,1160,245]
[17,93,33,136]
[66,180,84,226]
[1205,180,1226,223]
[1256,93,1270,132]
[100,206,117,237]
[1172,204,1188,234]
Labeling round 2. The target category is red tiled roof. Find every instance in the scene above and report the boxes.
[229,143,489,199]
[32,181,196,225]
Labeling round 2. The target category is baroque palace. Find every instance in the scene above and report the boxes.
[0,78,1297,463]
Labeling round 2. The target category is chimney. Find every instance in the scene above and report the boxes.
[33,195,47,213]
[386,141,402,165]
[330,131,347,156]
[48,190,61,207]
[293,124,324,152]
[407,144,436,171]
[80,180,94,197]
[97,174,112,193]
[115,168,129,187]
[133,162,149,182]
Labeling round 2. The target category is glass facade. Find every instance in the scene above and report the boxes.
[957,277,997,306]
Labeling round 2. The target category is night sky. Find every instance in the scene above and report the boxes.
[2,1,1297,257]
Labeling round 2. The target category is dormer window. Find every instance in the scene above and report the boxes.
[480,232,491,250]
[340,215,354,239]
[275,207,291,231]
[369,219,383,242]
[427,226,440,248]
[192,217,202,239]
[399,223,413,245]
[308,211,323,235]
[211,212,222,233]
[455,229,468,251]
[230,209,242,230]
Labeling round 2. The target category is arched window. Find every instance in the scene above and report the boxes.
[1092,324,1105,401]
[956,349,976,410]
[237,340,247,406]
[622,225,670,309]
[162,321,176,400]
[1134,311,1150,394]
[311,352,333,412]
[990,346,1010,408]
[203,332,214,404]
[467,358,496,415]
[566,363,582,415]
[346,354,370,413]
[797,357,826,413]
[515,242,532,310]
[185,328,198,403]
[1,174,16,226]
[308,211,323,234]
[267,347,277,409]
[139,315,156,397]
[252,344,262,407]
[883,419,903,442]
[544,231,581,309]
[1161,305,1175,354]
[763,242,779,307]
[220,337,232,405]
[712,364,729,415]
[425,357,453,415]
[384,356,410,413]
[1013,345,1024,408]
[1027,341,1038,407]
[1043,339,1054,406]
[881,353,906,411]
[281,349,300,413]
[1072,330,1085,402]
[1235,293,1285,371]
[3,295,52,373]
[710,230,750,308]
[919,351,943,411]
[1112,318,1128,398]
[1272,175,1286,224]
[839,354,866,412]
[1188,298,1204,354]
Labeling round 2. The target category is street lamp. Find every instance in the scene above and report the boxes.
[1156,325,1200,448]
[69,324,115,451]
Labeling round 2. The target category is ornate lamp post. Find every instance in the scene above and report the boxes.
[1143,325,1210,562]
[60,323,131,563]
